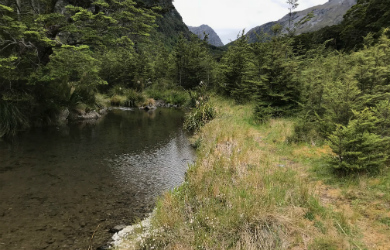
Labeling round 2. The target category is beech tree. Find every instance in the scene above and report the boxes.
[0,0,158,135]
[219,31,255,102]
[172,34,214,89]
[254,24,301,121]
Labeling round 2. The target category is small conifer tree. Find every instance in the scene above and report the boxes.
[254,25,301,122]
[328,109,387,172]
[219,30,256,102]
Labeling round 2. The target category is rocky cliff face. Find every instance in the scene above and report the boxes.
[54,0,191,48]
[246,0,357,43]
[188,25,224,47]
[135,0,192,47]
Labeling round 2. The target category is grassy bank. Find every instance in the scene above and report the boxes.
[118,96,389,250]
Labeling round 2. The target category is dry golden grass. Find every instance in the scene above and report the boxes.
[142,98,156,107]
[292,145,333,159]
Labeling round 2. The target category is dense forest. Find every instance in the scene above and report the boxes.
[0,0,196,136]
[1,0,390,174]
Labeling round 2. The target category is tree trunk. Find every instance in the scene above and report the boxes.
[15,0,21,20]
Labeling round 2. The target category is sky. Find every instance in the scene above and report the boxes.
[173,0,329,44]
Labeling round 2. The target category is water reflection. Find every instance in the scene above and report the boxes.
[0,108,195,250]
[109,129,194,204]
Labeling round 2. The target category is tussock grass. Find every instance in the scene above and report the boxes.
[95,93,111,108]
[110,95,128,106]
[0,100,29,138]
[119,96,365,249]
[144,85,189,106]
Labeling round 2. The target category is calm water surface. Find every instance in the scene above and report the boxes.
[0,108,195,250]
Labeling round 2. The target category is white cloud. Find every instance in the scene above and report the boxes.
[173,0,329,44]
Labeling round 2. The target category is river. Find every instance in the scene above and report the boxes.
[0,108,195,250]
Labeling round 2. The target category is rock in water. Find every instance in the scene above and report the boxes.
[109,225,127,234]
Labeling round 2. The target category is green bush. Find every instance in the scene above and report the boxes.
[108,85,127,97]
[165,91,188,106]
[289,115,323,145]
[254,105,275,123]
[145,84,189,106]
[108,87,145,107]
[145,87,164,101]
[124,89,145,107]
[0,100,29,138]
[71,85,96,107]
[95,93,110,108]
[184,103,216,131]
[110,95,127,106]
[187,80,211,108]
[327,109,387,172]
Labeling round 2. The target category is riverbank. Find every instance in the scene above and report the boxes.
[116,95,390,249]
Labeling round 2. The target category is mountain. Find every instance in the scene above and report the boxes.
[188,25,224,47]
[136,0,192,48]
[246,0,357,43]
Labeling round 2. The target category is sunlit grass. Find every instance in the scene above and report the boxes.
[114,95,390,249]
[117,95,362,250]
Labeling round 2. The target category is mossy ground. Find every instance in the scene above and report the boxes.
[118,96,390,250]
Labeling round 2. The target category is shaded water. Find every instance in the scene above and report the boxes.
[0,108,195,250]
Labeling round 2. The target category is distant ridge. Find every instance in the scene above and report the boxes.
[246,0,357,43]
[188,25,224,47]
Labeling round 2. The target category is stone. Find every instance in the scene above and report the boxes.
[96,244,112,250]
[81,110,100,119]
[57,108,69,123]
[98,108,108,115]
[109,225,127,234]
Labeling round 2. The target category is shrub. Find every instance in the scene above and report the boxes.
[110,95,127,106]
[145,85,189,106]
[108,87,145,107]
[166,91,188,106]
[184,103,216,131]
[72,85,96,107]
[95,93,110,108]
[125,89,145,107]
[108,85,127,96]
[289,115,323,145]
[254,105,275,124]
[144,86,164,101]
[327,109,387,172]
[0,100,29,138]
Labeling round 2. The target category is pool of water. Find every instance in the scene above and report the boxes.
[0,108,195,250]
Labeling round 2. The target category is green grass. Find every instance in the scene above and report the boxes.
[117,96,363,250]
[144,84,189,106]
[283,122,390,249]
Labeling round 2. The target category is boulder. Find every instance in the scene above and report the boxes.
[57,108,69,123]
[68,110,101,121]
[81,110,101,119]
